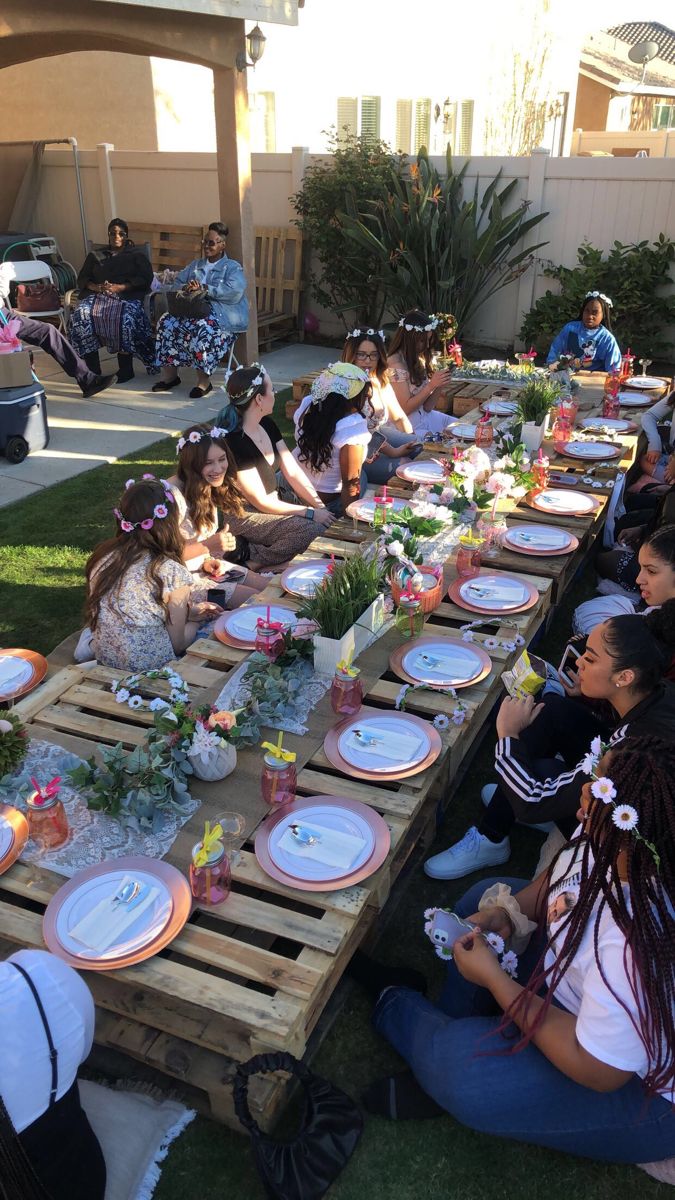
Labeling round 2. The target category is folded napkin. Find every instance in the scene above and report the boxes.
[0,656,33,691]
[345,727,423,762]
[414,652,464,678]
[516,532,566,547]
[465,583,524,602]
[69,875,160,954]
[278,823,366,870]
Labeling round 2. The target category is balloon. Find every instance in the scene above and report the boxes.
[303,311,320,334]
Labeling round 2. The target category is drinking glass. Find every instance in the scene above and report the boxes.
[213,811,246,867]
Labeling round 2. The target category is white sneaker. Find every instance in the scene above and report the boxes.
[482,781,554,834]
[424,826,511,880]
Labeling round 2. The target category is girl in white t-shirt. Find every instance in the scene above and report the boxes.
[294,362,372,516]
[368,735,675,1168]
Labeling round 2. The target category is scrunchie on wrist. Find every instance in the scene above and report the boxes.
[478,882,537,954]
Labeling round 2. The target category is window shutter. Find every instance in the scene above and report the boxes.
[457,99,474,155]
[443,100,457,149]
[336,97,358,144]
[395,99,413,154]
[413,98,431,153]
[360,95,381,144]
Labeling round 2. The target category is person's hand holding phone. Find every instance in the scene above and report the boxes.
[453,932,506,987]
[188,600,224,622]
[463,906,514,944]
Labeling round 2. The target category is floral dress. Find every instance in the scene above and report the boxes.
[91,554,193,672]
[387,355,452,436]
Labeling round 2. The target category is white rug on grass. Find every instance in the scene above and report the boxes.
[79,1080,195,1200]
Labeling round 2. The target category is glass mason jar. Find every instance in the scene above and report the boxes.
[456,535,483,579]
[395,595,424,639]
[189,841,231,905]
[552,414,572,445]
[261,753,297,806]
[604,370,620,400]
[475,420,494,449]
[255,624,285,661]
[476,512,507,558]
[602,392,621,420]
[532,459,549,492]
[331,667,363,715]
[373,495,394,529]
[26,791,69,850]
[620,352,634,380]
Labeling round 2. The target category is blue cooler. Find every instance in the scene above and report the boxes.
[0,382,49,463]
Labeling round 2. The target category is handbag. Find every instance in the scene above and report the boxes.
[12,281,61,314]
[233,1052,363,1200]
[166,284,211,319]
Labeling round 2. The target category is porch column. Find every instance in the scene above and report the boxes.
[213,53,258,363]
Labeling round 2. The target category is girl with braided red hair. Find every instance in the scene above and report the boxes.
[366,737,675,1173]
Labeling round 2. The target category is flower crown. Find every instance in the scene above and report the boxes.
[176,426,228,454]
[398,316,438,333]
[585,290,613,308]
[346,327,385,340]
[582,736,660,869]
[227,362,265,403]
[114,474,175,533]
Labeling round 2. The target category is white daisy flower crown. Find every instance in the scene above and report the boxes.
[176,426,228,454]
[345,327,385,340]
[398,316,438,333]
[582,736,660,869]
[227,362,266,403]
[584,290,613,308]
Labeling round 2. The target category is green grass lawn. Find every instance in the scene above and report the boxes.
[0,404,665,1200]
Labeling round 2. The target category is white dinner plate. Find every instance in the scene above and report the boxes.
[480,399,518,416]
[401,640,488,686]
[54,867,173,962]
[336,713,432,774]
[396,459,445,484]
[221,605,297,644]
[579,418,633,433]
[459,575,528,611]
[559,440,620,460]
[622,376,663,389]
[0,655,33,698]
[504,526,572,552]
[447,422,477,440]
[267,803,375,882]
[617,391,655,407]
[280,561,330,597]
[346,496,409,522]
[0,815,14,861]
[532,489,596,514]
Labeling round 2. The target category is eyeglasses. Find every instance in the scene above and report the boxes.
[355,351,378,361]
[202,239,222,247]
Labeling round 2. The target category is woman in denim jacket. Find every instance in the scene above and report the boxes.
[153,221,248,399]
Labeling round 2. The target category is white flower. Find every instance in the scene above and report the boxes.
[176,437,186,453]
[501,639,517,652]
[590,736,603,757]
[188,430,202,444]
[451,707,467,725]
[514,634,525,646]
[501,950,519,978]
[149,697,170,712]
[581,753,596,776]
[189,723,222,764]
[170,688,185,703]
[395,685,410,710]
[111,680,119,693]
[484,637,500,650]
[485,932,505,955]
[485,471,515,497]
[612,804,638,832]
[115,688,130,704]
[0,719,12,734]
[511,485,527,499]
[433,713,450,730]
[386,539,405,557]
[591,777,617,804]
[462,630,475,643]
[128,694,144,709]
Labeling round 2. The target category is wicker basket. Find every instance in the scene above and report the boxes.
[390,569,442,615]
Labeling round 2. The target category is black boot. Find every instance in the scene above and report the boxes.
[116,353,134,383]
[83,350,102,375]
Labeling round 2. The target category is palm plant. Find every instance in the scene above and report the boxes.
[516,378,561,426]
[338,147,548,330]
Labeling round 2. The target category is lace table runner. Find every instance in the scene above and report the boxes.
[0,741,200,880]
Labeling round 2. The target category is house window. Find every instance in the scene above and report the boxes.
[457,99,474,155]
[249,92,276,153]
[336,97,358,144]
[395,99,413,153]
[360,95,381,144]
[336,96,381,144]
[413,98,432,152]
[654,102,675,130]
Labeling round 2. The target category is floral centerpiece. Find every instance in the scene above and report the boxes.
[428,445,532,521]
[450,359,549,385]
[0,710,28,777]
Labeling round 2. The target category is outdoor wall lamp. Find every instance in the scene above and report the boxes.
[236,25,267,72]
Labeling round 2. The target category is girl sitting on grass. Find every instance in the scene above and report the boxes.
[86,478,222,671]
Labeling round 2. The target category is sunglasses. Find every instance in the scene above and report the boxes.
[202,238,222,247]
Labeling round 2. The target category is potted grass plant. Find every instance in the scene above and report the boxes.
[515,378,561,452]
[296,553,386,675]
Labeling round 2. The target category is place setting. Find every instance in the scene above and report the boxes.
[526,487,600,517]
[479,398,518,417]
[502,524,578,557]
[620,376,665,391]
[43,855,192,970]
[0,648,48,703]
[445,421,477,442]
[214,603,298,648]
[448,572,539,614]
[554,439,622,461]
[395,458,446,484]
[323,707,442,782]
[346,495,409,523]
[389,635,493,689]
[280,559,332,597]
[578,417,637,434]
[617,389,659,407]
[0,804,29,875]
[254,794,390,892]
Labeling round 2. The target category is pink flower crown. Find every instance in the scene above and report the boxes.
[176,426,228,454]
[114,473,175,533]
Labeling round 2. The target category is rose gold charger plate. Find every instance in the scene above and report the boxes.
[389,635,492,689]
[447,574,539,615]
[502,525,579,558]
[213,605,297,650]
[0,804,29,875]
[43,855,192,971]
[254,795,391,892]
[555,440,622,462]
[525,489,601,518]
[0,648,48,703]
[323,706,442,782]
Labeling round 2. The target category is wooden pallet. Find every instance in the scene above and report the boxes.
[256,227,303,350]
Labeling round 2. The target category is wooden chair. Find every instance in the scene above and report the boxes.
[255,226,303,350]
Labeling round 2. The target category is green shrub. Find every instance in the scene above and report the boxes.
[520,237,675,360]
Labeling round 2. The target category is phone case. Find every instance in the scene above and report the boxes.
[423,907,473,959]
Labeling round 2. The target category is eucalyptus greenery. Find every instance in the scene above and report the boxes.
[67,738,193,832]
[297,553,385,641]
[0,710,28,777]
[516,378,562,426]
[337,146,548,329]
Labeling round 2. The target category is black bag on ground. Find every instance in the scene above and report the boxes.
[233,1052,363,1200]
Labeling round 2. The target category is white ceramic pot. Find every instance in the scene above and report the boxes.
[313,594,386,676]
[188,740,237,781]
[520,420,546,453]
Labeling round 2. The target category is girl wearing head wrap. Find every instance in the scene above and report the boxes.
[293,362,373,516]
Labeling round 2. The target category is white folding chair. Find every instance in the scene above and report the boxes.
[4,260,65,331]
[223,340,241,382]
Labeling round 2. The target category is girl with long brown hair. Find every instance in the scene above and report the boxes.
[341,327,419,485]
[166,424,268,606]
[86,477,222,671]
[367,736,675,1170]
[387,309,455,438]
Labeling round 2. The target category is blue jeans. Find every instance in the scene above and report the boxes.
[365,427,419,485]
[374,878,675,1163]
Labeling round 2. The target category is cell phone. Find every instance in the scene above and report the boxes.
[558,643,582,687]
[366,431,387,462]
[206,589,228,607]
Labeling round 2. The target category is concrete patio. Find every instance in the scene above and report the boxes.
[0,341,335,509]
